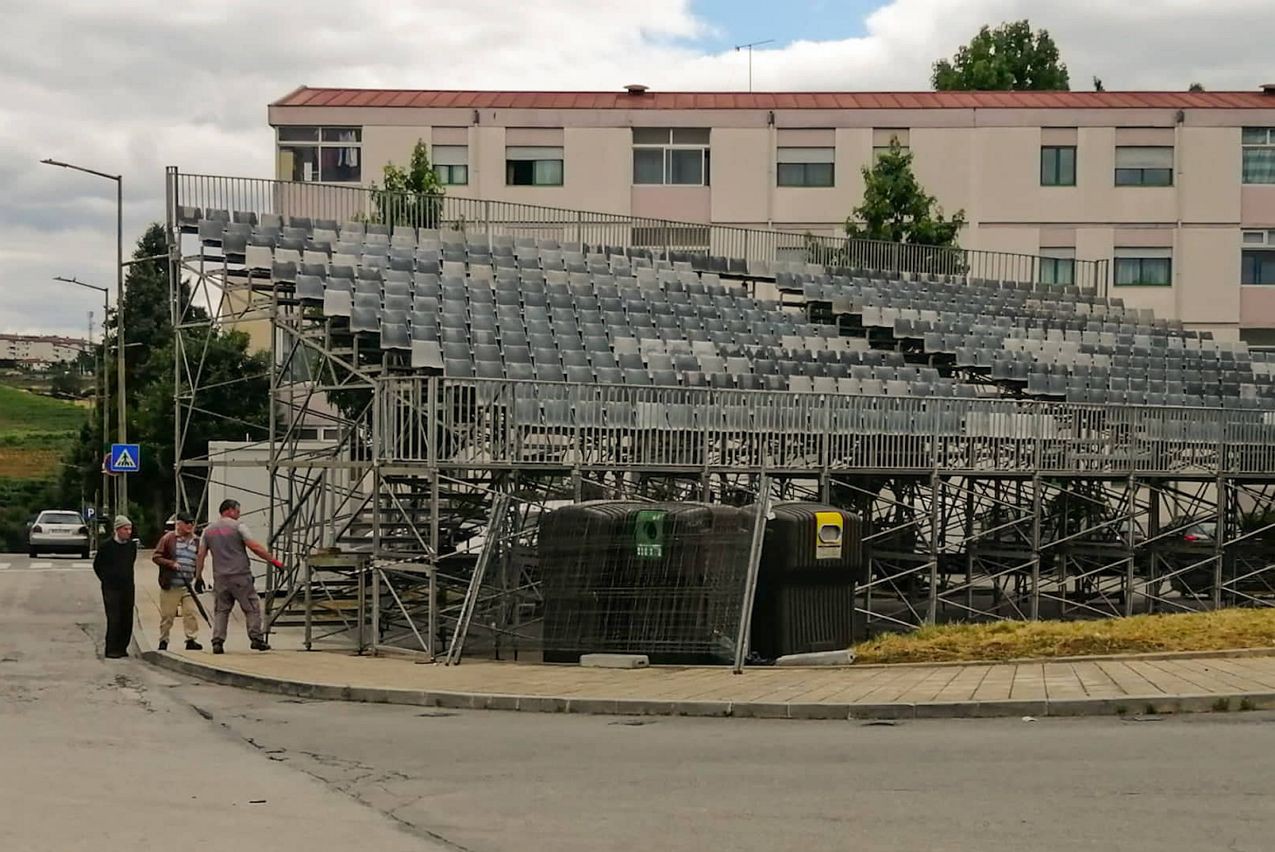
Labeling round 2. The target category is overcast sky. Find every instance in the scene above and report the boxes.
[2,0,1270,336]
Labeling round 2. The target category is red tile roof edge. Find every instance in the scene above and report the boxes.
[271,87,1275,110]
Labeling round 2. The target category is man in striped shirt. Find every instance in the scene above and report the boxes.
[152,511,203,651]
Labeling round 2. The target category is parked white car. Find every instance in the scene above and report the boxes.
[28,510,90,558]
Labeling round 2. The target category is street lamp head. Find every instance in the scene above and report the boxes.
[40,157,121,182]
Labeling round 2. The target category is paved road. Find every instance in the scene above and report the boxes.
[0,553,94,571]
[0,554,440,851]
[6,553,1275,851]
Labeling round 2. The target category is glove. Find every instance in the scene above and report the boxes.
[270,558,284,570]
[194,578,206,594]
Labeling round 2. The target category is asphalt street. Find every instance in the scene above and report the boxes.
[4,553,1275,852]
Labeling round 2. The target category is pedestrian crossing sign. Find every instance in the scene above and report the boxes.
[108,443,141,473]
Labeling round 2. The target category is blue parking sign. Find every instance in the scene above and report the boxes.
[108,443,141,473]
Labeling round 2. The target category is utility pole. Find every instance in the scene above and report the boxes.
[734,39,774,92]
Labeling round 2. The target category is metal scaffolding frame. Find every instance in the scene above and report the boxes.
[168,168,1275,664]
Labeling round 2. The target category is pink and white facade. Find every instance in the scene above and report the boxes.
[268,86,1275,343]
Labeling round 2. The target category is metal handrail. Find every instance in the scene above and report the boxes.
[170,169,1109,294]
[374,376,1275,476]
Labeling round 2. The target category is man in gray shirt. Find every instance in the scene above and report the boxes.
[195,498,283,654]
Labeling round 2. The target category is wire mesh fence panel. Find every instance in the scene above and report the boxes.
[536,501,754,663]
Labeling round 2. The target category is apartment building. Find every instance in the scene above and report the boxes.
[0,334,88,367]
[268,86,1275,342]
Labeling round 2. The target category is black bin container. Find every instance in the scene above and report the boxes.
[538,501,751,664]
[748,502,865,660]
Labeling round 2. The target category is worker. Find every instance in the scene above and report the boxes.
[152,511,203,651]
[195,499,282,654]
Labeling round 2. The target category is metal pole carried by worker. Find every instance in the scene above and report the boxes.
[151,511,207,649]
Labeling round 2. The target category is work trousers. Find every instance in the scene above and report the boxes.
[159,585,199,642]
[212,573,263,644]
[101,584,134,656]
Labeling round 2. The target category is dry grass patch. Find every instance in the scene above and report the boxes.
[0,447,64,479]
[853,608,1275,664]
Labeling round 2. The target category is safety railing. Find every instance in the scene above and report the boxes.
[170,169,1109,294]
[375,377,1275,476]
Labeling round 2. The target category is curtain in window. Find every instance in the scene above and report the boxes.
[1243,148,1275,184]
[667,149,703,185]
[633,149,663,184]
[1114,258,1149,285]
[533,159,563,185]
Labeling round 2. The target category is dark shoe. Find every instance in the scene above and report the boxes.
[185,639,203,651]
[105,650,128,659]
[212,642,224,655]
[158,640,168,651]
[250,639,271,652]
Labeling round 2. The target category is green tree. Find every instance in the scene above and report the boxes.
[932,20,1070,91]
[1092,76,1105,92]
[1188,82,1205,92]
[57,224,267,541]
[369,139,446,229]
[49,366,83,398]
[131,329,270,537]
[845,139,967,247]
[833,140,967,274]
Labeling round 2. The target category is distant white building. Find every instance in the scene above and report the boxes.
[0,334,89,367]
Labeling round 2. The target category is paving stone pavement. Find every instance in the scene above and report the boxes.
[131,559,1275,719]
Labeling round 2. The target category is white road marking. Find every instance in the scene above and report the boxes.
[31,562,53,569]
[0,562,10,570]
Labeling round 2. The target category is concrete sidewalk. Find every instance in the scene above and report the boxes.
[131,560,1275,720]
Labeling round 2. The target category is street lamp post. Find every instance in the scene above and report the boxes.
[53,276,111,519]
[42,159,128,513]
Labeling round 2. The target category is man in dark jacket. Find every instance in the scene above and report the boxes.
[93,515,137,659]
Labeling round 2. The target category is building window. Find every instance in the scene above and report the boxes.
[276,127,362,183]
[1041,146,1076,186]
[1114,249,1172,286]
[632,128,710,186]
[1242,230,1275,285]
[872,128,909,159]
[506,146,563,186]
[432,145,468,186]
[1039,249,1076,285]
[1243,128,1275,184]
[1114,146,1173,187]
[777,148,835,187]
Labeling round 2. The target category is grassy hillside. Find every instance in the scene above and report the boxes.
[0,384,88,436]
[0,386,86,550]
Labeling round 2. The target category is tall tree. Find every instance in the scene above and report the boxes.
[845,139,966,247]
[370,139,447,229]
[837,140,967,274]
[59,224,267,541]
[932,20,1070,91]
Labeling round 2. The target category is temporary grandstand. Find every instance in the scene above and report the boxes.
[167,167,1275,665]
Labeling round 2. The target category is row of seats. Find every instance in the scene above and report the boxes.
[180,205,1275,411]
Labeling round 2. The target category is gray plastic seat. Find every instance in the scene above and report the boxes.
[294,274,324,303]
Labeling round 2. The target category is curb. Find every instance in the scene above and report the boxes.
[143,651,1275,721]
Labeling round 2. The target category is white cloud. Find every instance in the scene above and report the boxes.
[2,0,1270,333]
